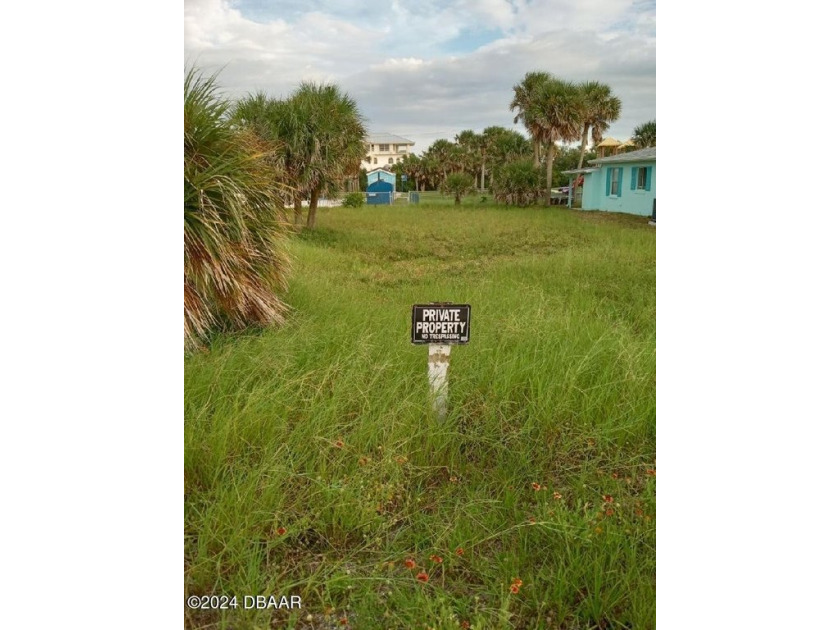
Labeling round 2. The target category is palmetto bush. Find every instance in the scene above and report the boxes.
[492,159,543,206]
[184,68,290,350]
[440,172,475,205]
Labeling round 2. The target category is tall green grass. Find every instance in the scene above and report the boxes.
[185,205,655,629]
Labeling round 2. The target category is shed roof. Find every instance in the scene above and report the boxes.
[366,133,415,145]
[560,167,600,175]
[590,147,656,164]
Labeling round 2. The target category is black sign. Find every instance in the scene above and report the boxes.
[411,304,471,344]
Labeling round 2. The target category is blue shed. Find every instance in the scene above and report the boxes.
[564,147,656,218]
[366,178,394,205]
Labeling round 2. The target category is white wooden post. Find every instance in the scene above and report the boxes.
[428,344,451,420]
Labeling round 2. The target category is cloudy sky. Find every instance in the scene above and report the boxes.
[185,0,655,153]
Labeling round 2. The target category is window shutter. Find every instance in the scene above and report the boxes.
[631,167,638,191]
[605,168,611,196]
[617,168,623,197]
[645,167,652,191]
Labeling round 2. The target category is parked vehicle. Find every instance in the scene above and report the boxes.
[550,187,569,205]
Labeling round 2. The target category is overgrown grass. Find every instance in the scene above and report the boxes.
[185,204,655,629]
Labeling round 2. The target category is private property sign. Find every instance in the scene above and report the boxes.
[411,304,471,344]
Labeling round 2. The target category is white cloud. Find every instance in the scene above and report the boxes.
[184,0,655,152]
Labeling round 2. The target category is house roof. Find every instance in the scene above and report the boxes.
[366,133,415,145]
[590,147,656,164]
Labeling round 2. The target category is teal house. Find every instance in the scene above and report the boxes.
[564,147,656,218]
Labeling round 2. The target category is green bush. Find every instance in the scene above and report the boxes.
[342,192,365,207]
[492,159,542,206]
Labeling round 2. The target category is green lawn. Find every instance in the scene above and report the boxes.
[184,204,656,629]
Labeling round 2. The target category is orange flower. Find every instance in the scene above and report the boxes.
[528,517,536,524]
[416,571,429,582]
[429,554,443,564]
[553,492,562,500]
[334,439,344,448]
[646,469,656,476]
[510,584,520,594]
[395,456,407,465]
[512,578,523,587]
[276,527,287,535]
[358,456,370,466]
[606,508,615,517]
[404,558,416,569]
[461,621,470,629]
[455,547,465,556]
[603,495,614,503]
[531,482,541,491]
[611,472,619,479]
[339,618,348,626]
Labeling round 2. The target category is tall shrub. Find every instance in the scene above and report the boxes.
[184,68,290,350]
[492,159,543,206]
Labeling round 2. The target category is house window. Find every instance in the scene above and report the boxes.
[610,167,620,195]
[388,157,394,164]
[630,166,652,192]
[365,155,371,163]
[379,144,389,152]
[373,157,378,164]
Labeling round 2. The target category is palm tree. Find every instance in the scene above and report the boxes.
[286,82,367,229]
[184,68,290,350]
[632,120,656,147]
[455,129,483,189]
[510,71,553,168]
[479,126,530,189]
[400,153,423,191]
[441,172,475,205]
[529,78,583,206]
[425,139,462,180]
[232,92,297,224]
[576,81,622,170]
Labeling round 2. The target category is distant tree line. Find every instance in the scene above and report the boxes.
[385,73,651,207]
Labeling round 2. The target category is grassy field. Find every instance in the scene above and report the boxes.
[184,203,656,629]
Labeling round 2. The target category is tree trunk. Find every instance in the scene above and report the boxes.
[306,188,319,229]
[294,198,302,226]
[577,123,590,171]
[545,144,555,207]
[572,123,591,201]
[480,160,486,191]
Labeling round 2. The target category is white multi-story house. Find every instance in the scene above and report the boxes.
[361,133,415,170]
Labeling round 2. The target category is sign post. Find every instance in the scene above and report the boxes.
[411,303,471,420]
